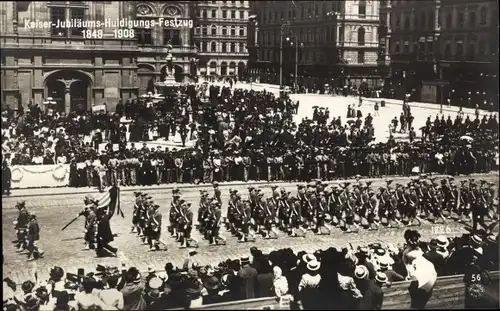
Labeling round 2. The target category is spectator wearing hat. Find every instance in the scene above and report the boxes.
[120,267,147,310]
[424,238,449,276]
[297,259,322,309]
[183,277,204,309]
[378,255,404,283]
[405,250,437,309]
[202,276,223,305]
[483,234,499,271]
[463,245,493,309]
[272,266,289,298]
[74,277,111,310]
[356,247,377,279]
[94,275,124,310]
[255,258,274,298]
[237,256,257,299]
[354,265,384,310]
[143,277,164,309]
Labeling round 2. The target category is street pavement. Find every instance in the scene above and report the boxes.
[2,173,498,284]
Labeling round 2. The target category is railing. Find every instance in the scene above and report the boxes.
[169,271,499,310]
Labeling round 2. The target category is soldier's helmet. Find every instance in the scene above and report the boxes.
[16,200,26,209]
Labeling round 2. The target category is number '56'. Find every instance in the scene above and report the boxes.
[471,274,482,282]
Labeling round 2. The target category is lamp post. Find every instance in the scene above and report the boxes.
[280,21,291,89]
[286,33,301,92]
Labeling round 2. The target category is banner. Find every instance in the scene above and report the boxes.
[10,164,71,189]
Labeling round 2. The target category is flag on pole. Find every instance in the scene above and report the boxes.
[97,185,124,218]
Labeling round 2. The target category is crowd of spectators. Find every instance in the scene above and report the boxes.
[1,82,498,193]
[3,229,498,311]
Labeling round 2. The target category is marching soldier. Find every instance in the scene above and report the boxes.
[82,201,98,250]
[169,190,181,239]
[13,201,30,252]
[131,191,143,233]
[316,192,330,234]
[471,182,487,232]
[213,182,222,205]
[148,204,162,251]
[174,154,184,183]
[226,190,239,234]
[27,214,44,261]
[238,200,255,242]
[208,202,226,245]
[198,191,210,235]
[179,203,198,248]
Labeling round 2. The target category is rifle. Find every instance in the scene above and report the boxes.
[62,215,81,231]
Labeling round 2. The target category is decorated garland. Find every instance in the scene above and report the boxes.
[52,164,69,181]
[10,167,23,182]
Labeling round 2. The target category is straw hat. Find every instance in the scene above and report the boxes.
[375,272,387,284]
[436,236,449,248]
[306,260,321,272]
[302,253,317,263]
[354,265,369,280]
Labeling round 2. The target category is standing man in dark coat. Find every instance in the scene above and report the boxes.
[27,214,44,261]
[2,160,11,195]
[237,256,258,299]
[95,207,117,257]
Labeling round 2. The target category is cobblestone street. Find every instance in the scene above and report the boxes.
[3,173,498,283]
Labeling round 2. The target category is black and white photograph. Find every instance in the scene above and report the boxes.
[1,0,499,310]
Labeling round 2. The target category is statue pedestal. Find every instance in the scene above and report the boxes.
[154,76,180,94]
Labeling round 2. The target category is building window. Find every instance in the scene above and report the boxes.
[338,26,343,42]
[230,42,236,53]
[211,42,216,52]
[211,10,216,18]
[446,13,452,29]
[458,12,464,28]
[395,17,401,30]
[403,43,409,54]
[202,10,207,18]
[164,29,181,45]
[427,41,433,55]
[239,27,244,36]
[404,15,410,30]
[239,42,244,52]
[71,8,85,36]
[240,1,244,4]
[231,10,236,19]
[420,12,426,30]
[358,0,366,17]
[444,43,451,58]
[211,25,216,35]
[231,26,236,36]
[51,7,67,36]
[222,26,227,35]
[222,10,227,18]
[136,28,152,45]
[395,43,400,54]
[467,43,475,59]
[456,42,463,56]
[358,27,365,46]
[222,43,227,53]
[358,50,365,63]
[195,26,200,35]
[202,41,207,52]
[480,7,487,25]
[469,12,476,28]
[478,40,486,55]
[239,10,244,19]
[202,26,207,35]
[429,11,434,29]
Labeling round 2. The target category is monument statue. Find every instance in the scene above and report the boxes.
[164,42,174,82]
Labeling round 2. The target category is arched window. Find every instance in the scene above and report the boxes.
[239,42,244,52]
[231,26,236,36]
[358,27,365,46]
[480,7,487,25]
[222,26,227,36]
[211,42,216,52]
[211,25,216,35]
[358,0,366,17]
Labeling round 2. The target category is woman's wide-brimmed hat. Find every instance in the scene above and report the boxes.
[354,265,369,280]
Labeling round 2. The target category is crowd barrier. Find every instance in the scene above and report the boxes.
[10,164,71,189]
[171,271,499,310]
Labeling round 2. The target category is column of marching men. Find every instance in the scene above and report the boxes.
[123,175,498,250]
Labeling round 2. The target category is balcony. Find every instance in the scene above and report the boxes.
[197,17,248,23]
[195,33,247,40]
[339,14,379,22]
[338,41,378,48]
[199,51,248,56]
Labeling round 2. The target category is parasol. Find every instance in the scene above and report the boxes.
[460,135,473,142]
[347,120,355,125]
[312,106,319,109]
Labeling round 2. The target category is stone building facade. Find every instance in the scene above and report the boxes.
[0,1,197,113]
[193,0,250,79]
[385,0,498,105]
[248,0,381,89]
